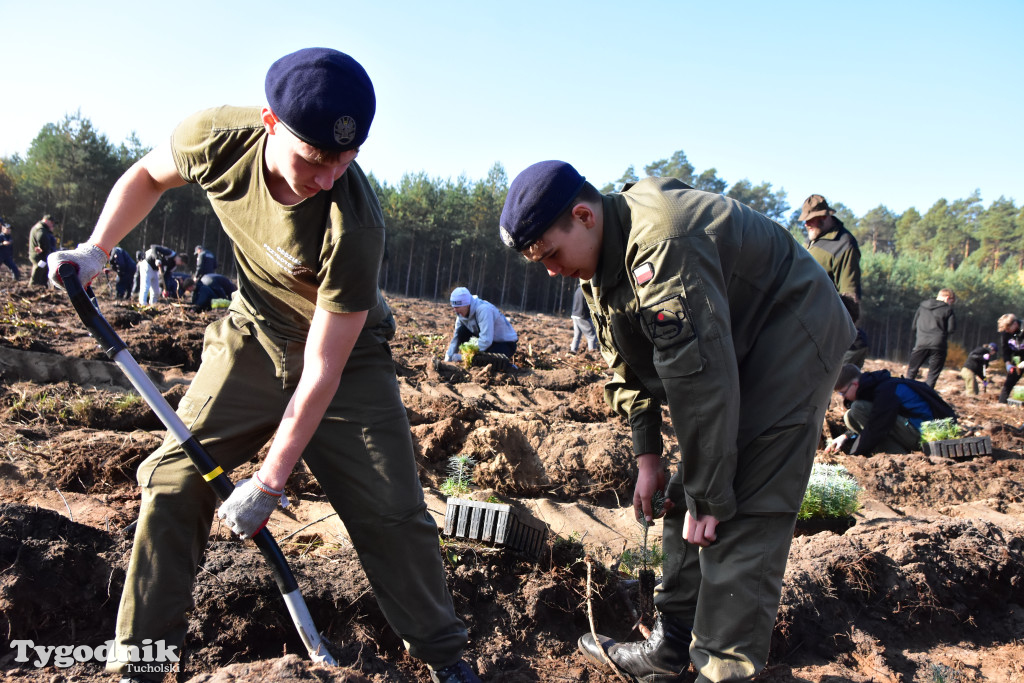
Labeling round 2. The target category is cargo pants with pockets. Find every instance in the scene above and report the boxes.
[108,312,467,678]
[654,366,841,682]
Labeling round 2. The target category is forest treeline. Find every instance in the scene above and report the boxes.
[2,112,1022,362]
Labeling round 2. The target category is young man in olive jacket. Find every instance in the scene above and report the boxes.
[499,161,855,683]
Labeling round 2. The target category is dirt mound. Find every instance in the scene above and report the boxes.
[0,503,127,647]
[185,535,633,681]
[776,517,1024,676]
[0,502,631,682]
[839,451,1024,516]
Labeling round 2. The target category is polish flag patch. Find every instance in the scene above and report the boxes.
[633,262,654,286]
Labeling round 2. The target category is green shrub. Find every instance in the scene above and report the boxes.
[1012,386,1024,402]
[919,417,963,443]
[799,463,863,520]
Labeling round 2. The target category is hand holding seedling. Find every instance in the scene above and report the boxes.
[633,453,674,523]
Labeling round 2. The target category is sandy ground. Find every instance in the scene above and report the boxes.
[2,277,1023,682]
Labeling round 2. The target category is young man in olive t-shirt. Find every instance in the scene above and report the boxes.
[48,48,478,683]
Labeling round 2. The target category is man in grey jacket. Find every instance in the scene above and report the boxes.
[444,286,518,363]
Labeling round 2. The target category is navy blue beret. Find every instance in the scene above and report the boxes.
[265,48,375,152]
[500,161,586,251]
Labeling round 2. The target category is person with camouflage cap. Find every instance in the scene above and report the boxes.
[800,194,869,367]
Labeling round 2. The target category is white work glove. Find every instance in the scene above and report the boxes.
[47,243,108,289]
[217,474,283,539]
[825,435,846,454]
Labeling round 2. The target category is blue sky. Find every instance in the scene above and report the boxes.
[2,0,1021,218]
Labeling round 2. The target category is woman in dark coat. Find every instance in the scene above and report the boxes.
[997,313,1023,404]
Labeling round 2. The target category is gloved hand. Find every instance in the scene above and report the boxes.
[217,474,283,539]
[446,352,462,362]
[47,243,108,289]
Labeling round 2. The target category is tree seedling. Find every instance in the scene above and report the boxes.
[441,454,476,497]
[458,337,479,369]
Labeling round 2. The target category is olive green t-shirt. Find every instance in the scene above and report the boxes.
[170,106,393,346]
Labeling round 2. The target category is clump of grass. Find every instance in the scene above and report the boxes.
[412,333,445,348]
[0,301,50,330]
[1011,385,1024,402]
[440,454,476,497]
[458,337,480,369]
[919,417,963,443]
[113,393,145,412]
[799,463,863,520]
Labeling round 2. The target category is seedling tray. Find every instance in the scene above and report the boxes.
[923,435,992,458]
[443,497,547,558]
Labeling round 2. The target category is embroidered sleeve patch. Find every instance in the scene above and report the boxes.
[633,262,654,286]
[641,295,696,350]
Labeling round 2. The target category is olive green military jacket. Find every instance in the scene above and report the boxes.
[805,221,861,300]
[28,222,53,261]
[581,178,855,522]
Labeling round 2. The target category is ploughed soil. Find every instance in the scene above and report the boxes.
[1,274,1023,682]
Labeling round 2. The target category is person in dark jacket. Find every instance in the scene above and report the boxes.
[131,250,145,299]
[106,246,137,299]
[961,342,997,396]
[905,288,957,388]
[996,313,1024,404]
[193,245,217,279]
[801,194,868,367]
[186,273,237,311]
[0,221,20,280]
[28,214,58,286]
[569,283,597,353]
[829,365,956,455]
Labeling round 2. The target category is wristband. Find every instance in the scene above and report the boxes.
[253,472,284,497]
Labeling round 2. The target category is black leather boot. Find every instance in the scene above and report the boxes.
[578,612,691,682]
[429,659,481,683]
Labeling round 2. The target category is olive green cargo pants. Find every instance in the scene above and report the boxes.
[108,313,466,679]
[655,368,839,682]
